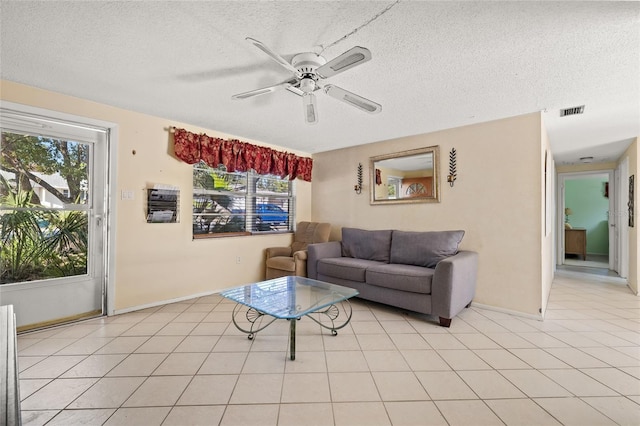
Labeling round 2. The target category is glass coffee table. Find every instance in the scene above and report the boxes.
[220,276,359,360]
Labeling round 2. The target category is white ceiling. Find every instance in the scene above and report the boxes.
[1,1,638,164]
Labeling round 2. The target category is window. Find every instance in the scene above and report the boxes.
[193,162,294,237]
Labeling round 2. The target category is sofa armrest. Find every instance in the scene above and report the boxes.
[307,241,342,279]
[266,246,293,259]
[432,250,479,320]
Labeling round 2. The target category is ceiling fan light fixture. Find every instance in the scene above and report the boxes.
[303,93,318,124]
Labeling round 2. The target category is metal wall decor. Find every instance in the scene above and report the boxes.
[354,162,363,194]
[630,175,635,228]
[447,148,457,187]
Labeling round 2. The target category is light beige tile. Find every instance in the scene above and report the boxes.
[190,322,229,335]
[285,350,327,373]
[183,302,217,313]
[581,367,640,395]
[163,406,225,426]
[544,347,610,368]
[19,378,51,400]
[322,334,361,351]
[458,370,526,399]
[94,336,148,354]
[435,400,503,425]
[140,312,179,323]
[134,335,184,353]
[156,302,191,313]
[509,348,571,369]
[437,349,492,370]
[421,334,465,349]
[198,352,247,375]
[329,372,380,402]
[333,401,391,426]
[326,350,369,372]
[177,374,238,405]
[372,371,429,401]
[20,355,86,379]
[174,312,208,322]
[123,375,191,407]
[583,396,640,425]
[278,403,334,426]
[620,366,640,379]
[242,351,287,373]
[541,368,619,396]
[18,338,78,356]
[156,322,197,336]
[469,320,510,334]
[173,335,218,352]
[45,408,115,426]
[220,404,279,426]
[249,334,289,352]
[21,378,98,410]
[473,349,531,369]
[498,370,572,397]
[534,397,617,425]
[519,332,570,348]
[357,334,396,350]
[152,352,207,376]
[364,350,410,371]
[103,406,171,426]
[380,320,416,334]
[486,398,562,425]
[400,349,451,371]
[120,322,165,336]
[60,354,126,378]
[229,373,283,404]
[580,346,640,367]
[20,410,60,426]
[68,377,145,408]
[86,323,134,338]
[281,372,331,403]
[389,333,432,350]
[350,321,386,334]
[106,353,167,377]
[55,337,113,355]
[211,335,253,352]
[385,401,448,425]
[453,333,501,349]
[18,356,46,372]
[414,371,477,400]
[485,332,536,349]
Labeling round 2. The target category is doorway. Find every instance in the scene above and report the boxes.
[558,170,622,278]
[0,106,111,330]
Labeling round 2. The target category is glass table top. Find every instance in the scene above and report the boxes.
[219,276,359,319]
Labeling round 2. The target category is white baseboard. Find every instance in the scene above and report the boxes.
[113,290,219,316]
[471,302,543,321]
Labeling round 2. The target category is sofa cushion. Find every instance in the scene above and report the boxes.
[366,263,435,294]
[390,230,465,268]
[341,228,393,262]
[317,258,386,282]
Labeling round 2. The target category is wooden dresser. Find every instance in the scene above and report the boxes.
[565,228,586,260]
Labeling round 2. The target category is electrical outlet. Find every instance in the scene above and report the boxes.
[236,256,241,264]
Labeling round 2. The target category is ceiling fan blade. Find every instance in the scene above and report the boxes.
[324,84,381,114]
[303,93,318,124]
[316,46,372,78]
[246,37,301,77]
[231,79,295,100]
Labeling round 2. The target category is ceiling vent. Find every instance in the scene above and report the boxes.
[560,105,585,117]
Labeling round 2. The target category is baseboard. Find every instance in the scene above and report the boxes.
[471,302,543,321]
[113,290,219,316]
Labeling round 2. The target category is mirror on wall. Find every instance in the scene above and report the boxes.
[370,146,440,205]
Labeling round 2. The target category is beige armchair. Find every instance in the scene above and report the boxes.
[265,222,331,279]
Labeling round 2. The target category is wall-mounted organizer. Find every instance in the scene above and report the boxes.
[146,186,179,223]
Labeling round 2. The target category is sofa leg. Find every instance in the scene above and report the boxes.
[439,317,452,327]
[466,301,472,308]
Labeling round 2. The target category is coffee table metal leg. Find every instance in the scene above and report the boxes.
[289,318,296,360]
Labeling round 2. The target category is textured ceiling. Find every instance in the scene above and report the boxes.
[1,1,638,164]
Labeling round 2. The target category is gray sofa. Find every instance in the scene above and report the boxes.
[307,227,478,327]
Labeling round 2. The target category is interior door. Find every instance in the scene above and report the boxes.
[0,109,108,329]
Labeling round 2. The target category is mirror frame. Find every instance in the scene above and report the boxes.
[369,146,440,205]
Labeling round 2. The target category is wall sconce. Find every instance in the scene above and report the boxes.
[447,148,457,187]
[354,163,363,194]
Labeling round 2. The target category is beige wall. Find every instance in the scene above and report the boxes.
[312,113,545,316]
[620,138,639,294]
[0,80,312,311]
[540,119,554,315]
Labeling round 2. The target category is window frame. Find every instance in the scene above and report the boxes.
[192,162,295,238]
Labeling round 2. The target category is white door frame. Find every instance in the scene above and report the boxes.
[0,101,118,323]
[557,170,615,268]
[616,158,630,278]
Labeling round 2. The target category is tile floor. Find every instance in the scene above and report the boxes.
[16,271,640,425]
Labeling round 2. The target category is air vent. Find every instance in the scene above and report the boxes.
[560,105,585,117]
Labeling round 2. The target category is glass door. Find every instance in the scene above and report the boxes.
[0,109,108,330]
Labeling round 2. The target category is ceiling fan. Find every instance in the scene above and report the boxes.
[232,37,382,124]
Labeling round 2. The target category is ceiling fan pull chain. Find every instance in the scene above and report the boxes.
[319,0,400,55]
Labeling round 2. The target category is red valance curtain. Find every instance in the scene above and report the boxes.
[173,128,313,182]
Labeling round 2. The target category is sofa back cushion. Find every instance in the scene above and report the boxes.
[390,230,465,268]
[341,228,393,262]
